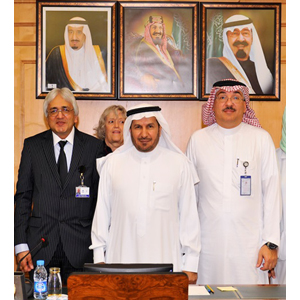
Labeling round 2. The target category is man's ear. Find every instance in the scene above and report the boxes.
[74,115,79,125]
[158,125,162,137]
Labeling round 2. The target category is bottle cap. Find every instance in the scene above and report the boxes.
[49,267,60,274]
[36,260,45,266]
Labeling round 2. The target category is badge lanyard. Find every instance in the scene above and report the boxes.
[75,166,90,198]
[240,161,251,196]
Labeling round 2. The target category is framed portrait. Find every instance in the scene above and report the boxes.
[200,3,281,100]
[119,2,199,100]
[36,1,117,99]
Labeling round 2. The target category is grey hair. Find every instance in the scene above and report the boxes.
[94,105,126,140]
[43,88,79,117]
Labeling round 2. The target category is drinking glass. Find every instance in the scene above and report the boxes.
[48,267,62,298]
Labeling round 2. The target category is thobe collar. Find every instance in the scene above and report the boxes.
[131,144,162,161]
[216,122,244,136]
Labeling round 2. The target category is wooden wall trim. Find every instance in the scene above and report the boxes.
[15,23,35,27]
[15,42,36,46]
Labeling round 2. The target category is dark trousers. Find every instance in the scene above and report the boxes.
[30,238,83,286]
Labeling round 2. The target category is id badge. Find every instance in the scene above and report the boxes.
[76,166,90,198]
[240,175,251,196]
[75,186,90,198]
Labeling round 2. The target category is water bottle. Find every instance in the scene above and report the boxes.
[33,260,48,299]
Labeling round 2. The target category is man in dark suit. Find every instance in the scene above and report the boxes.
[14,87,104,284]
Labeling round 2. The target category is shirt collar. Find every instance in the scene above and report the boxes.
[132,144,161,160]
[52,126,75,146]
[216,122,244,136]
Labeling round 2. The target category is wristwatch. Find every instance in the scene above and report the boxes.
[265,242,278,250]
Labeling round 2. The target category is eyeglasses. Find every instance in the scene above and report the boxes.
[48,107,74,117]
[216,94,244,104]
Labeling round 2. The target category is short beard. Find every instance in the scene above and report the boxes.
[236,49,247,59]
[152,37,162,46]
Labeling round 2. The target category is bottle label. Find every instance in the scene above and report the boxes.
[34,281,47,293]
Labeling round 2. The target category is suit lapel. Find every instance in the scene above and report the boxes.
[42,130,61,187]
[63,128,84,190]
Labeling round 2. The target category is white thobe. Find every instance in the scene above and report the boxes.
[186,122,281,284]
[67,46,109,92]
[271,148,286,284]
[90,145,200,272]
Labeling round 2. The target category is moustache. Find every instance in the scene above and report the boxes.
[223,106,236,112]
[233,41,249,47]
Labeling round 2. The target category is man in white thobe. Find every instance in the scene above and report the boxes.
[90,103,201,283]
[186,79,281,284]
[271,107,286,284]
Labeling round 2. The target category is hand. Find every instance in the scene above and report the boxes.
[17,251,34,273]
[268,269,276,279]
[183,271,197,284]
[256,245,278,278]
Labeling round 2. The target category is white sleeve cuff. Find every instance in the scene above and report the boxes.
[92,248,105,263]
[15,243,29,255]
[182,254,199,273]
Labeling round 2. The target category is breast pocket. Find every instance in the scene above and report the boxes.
[152,183,174,211]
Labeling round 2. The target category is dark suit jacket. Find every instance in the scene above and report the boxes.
[14,127,104,268]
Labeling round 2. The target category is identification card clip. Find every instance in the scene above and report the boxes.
[75,166,90,198]
[240,161,251,196]
[243,161,249,174]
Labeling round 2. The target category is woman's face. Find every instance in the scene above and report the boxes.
[105,110,126,148]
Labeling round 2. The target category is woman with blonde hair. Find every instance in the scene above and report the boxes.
[94,105,126,154]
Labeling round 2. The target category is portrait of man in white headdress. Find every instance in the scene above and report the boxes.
[205,9,276,95]
[122,7,195,95]
[44,9,111,93]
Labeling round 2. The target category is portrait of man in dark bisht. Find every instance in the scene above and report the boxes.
[123,9,194,94]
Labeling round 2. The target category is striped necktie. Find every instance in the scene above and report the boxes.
[58,141,68,186]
